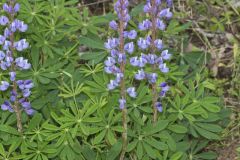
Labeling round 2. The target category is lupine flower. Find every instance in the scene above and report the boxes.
[124,42,134,54]
[0,81,10,91]
[104,38,119,50]
[1,101,13,112]
[155,102,163,112]
[154,39,163,50]
[0,36,6,45]
[9,72,16,81]
[14,39,29,51]
[107,80,119,90]
[117,53,126,63]
[3,41,11,50]
[143,2,152,13]
[0,16,9,26]
[160,82,170,92]
[137,38,149,50]
[125,30,137,39]
[109,20,118,30]
[147,54,157,64]
[159,63,169,73]
[10,90,17,102]
[22,89,31,97]
[156,19,166,30]
[127,87,137,98]
[158,8,173,19]
[115,72,124,83]
[119,98,126,110]
[161,50,171,60]
[0,51,5,60]
[14,3,20,12]
[105,57,116,67]
[15,57,31,70]
[130,57,139,66]
[138,19,152,31]
[167,0,173,7]
[138,54,148,67]
[4,28,11,38]
[147,73,158,84]
[135,69,145,80]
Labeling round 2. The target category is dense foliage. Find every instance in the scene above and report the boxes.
[0,0,238,160]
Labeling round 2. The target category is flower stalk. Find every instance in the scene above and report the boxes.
[0,0,35,133]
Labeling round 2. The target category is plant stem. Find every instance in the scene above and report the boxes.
[9,0,23,133]
[119,1,127,159]
[150,0,158,124]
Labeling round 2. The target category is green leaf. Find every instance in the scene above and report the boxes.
[106,141,122,160]
[197,151,217,159]
[0,125,19,135]
[27,113,43,131]
[201,102,221,113]
[93,130,106,144]
[145,137,168,150]
[0,143,5,156]
[136,142,143,160]
[196,123,223,133]
[107,130,117,145]
[194,125,220,140]
[143,120,169,135]
[127,140,138,152]
[170,152,183,160]
[79,36,104,50]
[168,124,188,133]
[143,143,156,159]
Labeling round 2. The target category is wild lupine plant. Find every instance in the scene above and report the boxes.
[130,0,172,123]
[104,0,137,159]
[0,0,34,133]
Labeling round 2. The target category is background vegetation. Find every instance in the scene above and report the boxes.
[0,0,239,159]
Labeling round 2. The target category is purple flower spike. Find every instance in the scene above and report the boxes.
[127,87,137,98]
[119,98,126,110]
